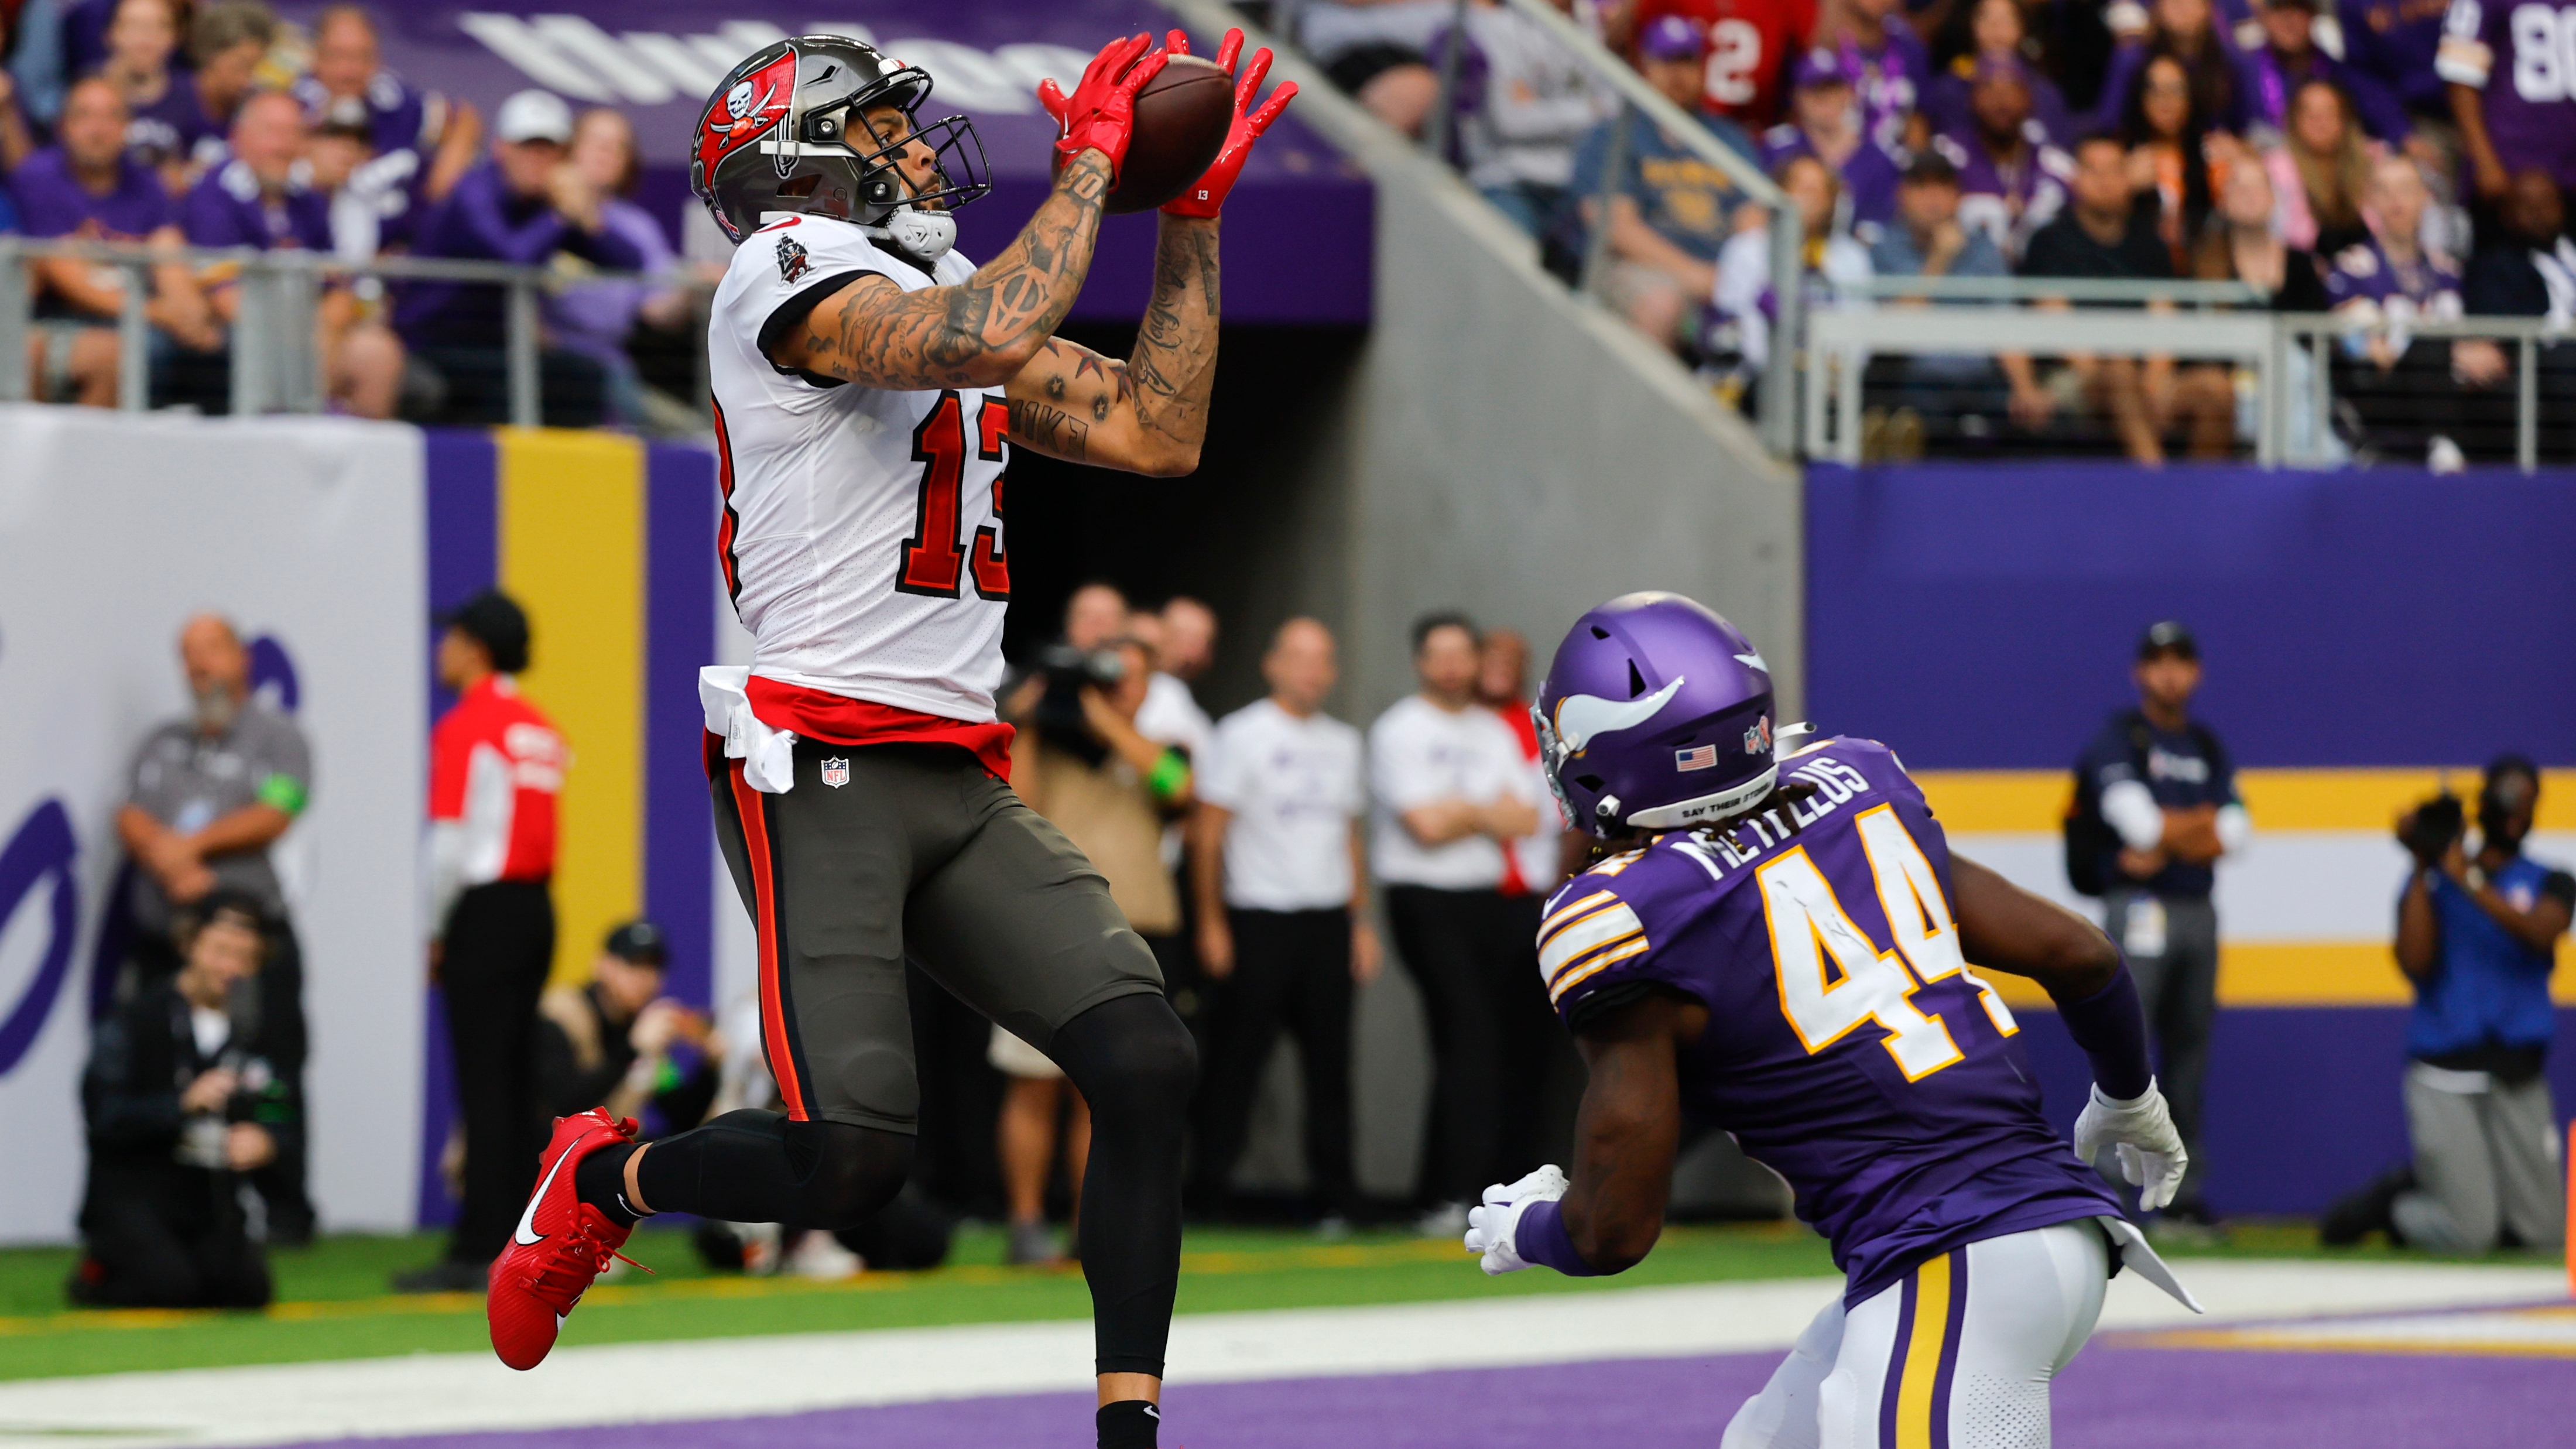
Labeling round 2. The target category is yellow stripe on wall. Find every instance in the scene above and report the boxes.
[498,427,645,988]
[1895,1252,1951,1449]
[1912,768,2576,834]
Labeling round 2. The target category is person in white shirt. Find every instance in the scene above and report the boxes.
[1135,597,1218,761]
[1474,626,1570,895]
[1369,613,1550,1232]
[1188,619,1378,1225]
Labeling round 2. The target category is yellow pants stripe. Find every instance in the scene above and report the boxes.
[1895,1252,1952,1449]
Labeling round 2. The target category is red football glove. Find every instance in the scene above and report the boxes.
[1160,28,1297,218]
[1037,34,1169,180]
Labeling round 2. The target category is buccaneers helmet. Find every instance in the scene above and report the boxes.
[690,35,991,256]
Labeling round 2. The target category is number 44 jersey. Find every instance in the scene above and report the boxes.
[707,213,1012,724]
[1540,735,2121,1304]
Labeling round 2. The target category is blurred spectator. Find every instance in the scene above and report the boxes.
[2325,153,2469,468]
[1937,57,2071,260]
[2324,758,2572,1253]
[2175,161,2332,455]
[2441,0,2576,201]
[1620,0,1817,128]
[1760,47,1906,236]
[1062,579,1129,650]
[1473,627,1566,893]
[1002,634,1192,1263]
[1135,595,1217,761]
[183,90,403,418]
[1560,15,1760,348]
[182,1,276,167]
[97,0,205,190]
[115,612,314,1241]
[1432,0,1616,235]
[12,76,218,405]
[535,920,721,1129]
[544,107,687,429]
[2239,0,2411,143]
[2461,167,2576,444]
[401,590,565,1293]
[1810,0,1931,152]
[2263,77,2376,254]
[2068,621,2248,1229]
[1923,0,2070,143]
[1866,149,2039,439]
[2086,0,2245,139]
[1296,0,1455,136]
[1188,618,1376,1227]
[1711,152,1872,382]
[2121,52,2218,265]
[0,68,36,173]
[70,890,277,1308]
[303,106,414,261]
[2339,0,2452,124]
[292,5,480,211]
[396,88,646,427]
[2017,133,2176,461]
[1369,612,1547,1234]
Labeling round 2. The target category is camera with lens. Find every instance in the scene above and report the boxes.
[1028,643,1130,767]
[2397,790,2465,866]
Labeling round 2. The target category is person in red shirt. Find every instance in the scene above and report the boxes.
[395,590,568,1293]
[1622,0,1818,129]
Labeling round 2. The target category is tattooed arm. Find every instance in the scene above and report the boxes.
[767,151,1115,390]
[1001,212,1220,477]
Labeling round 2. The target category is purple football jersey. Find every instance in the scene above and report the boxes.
[2440,0,2576,185]
[183,160,335,252]
[1539,737,2121,1304]
[1759,126,1906,229]
[125,76,215,172]
[8,146,173,239]
[1838,26,1931,153]
[2324,237,2464,317]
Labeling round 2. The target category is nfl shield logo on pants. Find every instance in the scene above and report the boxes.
[820,757,851,788]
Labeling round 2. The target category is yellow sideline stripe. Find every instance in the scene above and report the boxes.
[1979,941,2576,1009]
[498,428,645,988]
[1911,768,2576,834]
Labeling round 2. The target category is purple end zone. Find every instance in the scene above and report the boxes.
[276,1346,2573,1449]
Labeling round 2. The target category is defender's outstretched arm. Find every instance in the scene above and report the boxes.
[1950,854,2121,1003]
[1557,990,1694,1272]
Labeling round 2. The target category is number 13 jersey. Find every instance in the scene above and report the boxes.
[1538,736,2120,1304]
[708,213,1012,727]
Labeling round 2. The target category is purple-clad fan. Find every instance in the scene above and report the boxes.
[1464,592,2202,1448]
[2440,0,2576,192]
[1761,50,1907,231]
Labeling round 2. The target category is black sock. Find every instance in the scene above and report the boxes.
[575,1143,642,1227]
[1097,1400,1159,1449]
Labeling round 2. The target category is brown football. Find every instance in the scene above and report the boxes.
[1058,54,1232,214]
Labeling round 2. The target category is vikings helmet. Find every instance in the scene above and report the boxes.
[1534,593,1780,837]
[690,35,991,257]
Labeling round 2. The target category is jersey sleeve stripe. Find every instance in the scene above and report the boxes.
[2434,35,2491,86]
[1549,936,1652,1002]
[1541,890,1619,940]
[1539,900,1646,987]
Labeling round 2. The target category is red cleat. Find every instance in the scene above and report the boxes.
[486,1108,639,1370]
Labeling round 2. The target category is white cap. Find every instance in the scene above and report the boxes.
[494,89,574,146]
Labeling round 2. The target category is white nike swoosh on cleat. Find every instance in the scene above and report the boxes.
[514,1140,580,1247]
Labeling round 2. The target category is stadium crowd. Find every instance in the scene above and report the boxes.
[1292,0,2576,464]
[0,1,700,426]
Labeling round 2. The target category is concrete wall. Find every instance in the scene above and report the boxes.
[1157,0,1803,1205]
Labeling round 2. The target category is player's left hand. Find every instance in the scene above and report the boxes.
[1160,27,1297,218]
[1463,1164,1568,1275]
[2073,1078,2188,1212]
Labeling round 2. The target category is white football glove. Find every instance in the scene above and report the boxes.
[1462,1164,1570,1275]
[2072,1078,2188,1212]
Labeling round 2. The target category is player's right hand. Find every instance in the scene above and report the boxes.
[1036,34,1169,179]
[1159,28,1296,219]
[2072,1078,2188,1212]
[1464,1164,1568,1275]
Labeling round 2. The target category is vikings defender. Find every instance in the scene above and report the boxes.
[1465,594,2201,1448]
[481,32,1291,1449]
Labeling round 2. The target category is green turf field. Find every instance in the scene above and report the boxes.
[0,1218,2544,1382]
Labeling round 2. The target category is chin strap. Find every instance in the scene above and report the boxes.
[862,208,955,261]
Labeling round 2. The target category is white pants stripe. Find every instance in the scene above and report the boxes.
[1720,1221,2111,1449]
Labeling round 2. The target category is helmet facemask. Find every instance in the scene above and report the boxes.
[779,74,990,261]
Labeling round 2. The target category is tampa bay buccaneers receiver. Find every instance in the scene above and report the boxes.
[481,31,1292,1449]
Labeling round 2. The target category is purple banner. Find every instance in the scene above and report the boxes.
[275,2,1372,323]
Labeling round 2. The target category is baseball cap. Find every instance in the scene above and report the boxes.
[494,89,574,146]
[1902,150,1960,187]
[2136,620,2198,662]
[604,919,669,967]
[1637,15,1707,60]
[440,589,531,674]
[1790,47,1856,90]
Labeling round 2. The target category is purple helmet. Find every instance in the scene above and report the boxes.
[1535,593,1779,837]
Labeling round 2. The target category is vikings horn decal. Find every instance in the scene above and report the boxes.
[1551,677,1686,758]
[700,50,799,182]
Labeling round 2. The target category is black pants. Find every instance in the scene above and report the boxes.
[77,1182,270,1308]
[1383,886,1556,1206]
[128,915,313,1239]
[1190,907,1358,1215]
[441,879,555,1264]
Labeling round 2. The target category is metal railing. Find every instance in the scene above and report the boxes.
[0,235,675,426]
[1424,0,1804,455]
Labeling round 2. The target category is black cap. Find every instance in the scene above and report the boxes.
[603,919,667,966]
[1901,150,1960,187]
[2136,620,2198,662]
[441,590,530,674]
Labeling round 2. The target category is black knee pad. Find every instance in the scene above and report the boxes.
[1052,994,1198,1122]
[780,1118,913,1229]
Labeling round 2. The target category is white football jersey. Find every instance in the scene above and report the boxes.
[708,213,1012,723]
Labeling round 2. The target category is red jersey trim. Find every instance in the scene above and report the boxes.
[745,676,1015,782]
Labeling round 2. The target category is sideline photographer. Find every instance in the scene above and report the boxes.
[533,920,722,1130]
[2323,756,2571,1251]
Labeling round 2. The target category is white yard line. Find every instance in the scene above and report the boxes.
[0,1260,2557,1449]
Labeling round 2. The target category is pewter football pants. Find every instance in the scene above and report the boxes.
[1720,1222,2110,1449]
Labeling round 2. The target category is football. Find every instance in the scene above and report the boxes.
[1078,54,1234,214]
